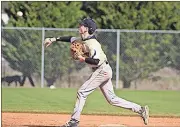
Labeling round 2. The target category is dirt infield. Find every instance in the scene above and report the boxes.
[2,112,180,127]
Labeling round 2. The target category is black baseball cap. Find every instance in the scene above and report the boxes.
[79,18,97,34]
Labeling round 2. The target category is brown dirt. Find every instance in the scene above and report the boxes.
[2,112,180,127]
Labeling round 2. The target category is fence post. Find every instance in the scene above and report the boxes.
[41,27,45,88]
[116,30,120,89]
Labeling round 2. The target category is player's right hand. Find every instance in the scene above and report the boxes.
[44,37,56,48]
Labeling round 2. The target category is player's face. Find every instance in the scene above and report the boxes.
[78,25,88,34]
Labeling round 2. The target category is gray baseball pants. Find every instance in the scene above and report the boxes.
[71,62,142,121]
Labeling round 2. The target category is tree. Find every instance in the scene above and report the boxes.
[81,1,180,88]
[5,1,85,28]
[3,1,86,87]
[2,29,41,87]
[119,32,177,88]
[167,34,180,70]
[81,1,180,30]
[3,1,179,88]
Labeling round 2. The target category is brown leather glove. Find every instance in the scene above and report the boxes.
[70,40,89,60]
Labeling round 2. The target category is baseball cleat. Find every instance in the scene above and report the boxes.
[60,119,79,127]
[140,105,149,125]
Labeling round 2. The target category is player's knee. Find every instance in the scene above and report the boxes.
[108,99,114,105]
[77,90,87,99]
[108,97,117,105]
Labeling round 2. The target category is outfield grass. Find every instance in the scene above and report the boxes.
[2,88,180,117]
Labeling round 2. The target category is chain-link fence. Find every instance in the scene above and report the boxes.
[1,27,180,90]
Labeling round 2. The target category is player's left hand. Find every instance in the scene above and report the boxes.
[78,55,85,62]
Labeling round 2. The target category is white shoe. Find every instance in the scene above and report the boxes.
[60,119,79,127]
[140,105,149,125]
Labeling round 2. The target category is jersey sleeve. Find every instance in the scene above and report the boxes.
[70,37,81,43]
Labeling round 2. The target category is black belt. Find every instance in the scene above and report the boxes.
[92,61,109,70]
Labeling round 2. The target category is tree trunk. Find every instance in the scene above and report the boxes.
[44,77,56,87]
[21,75,35,87]
[122,78,131,88]
[20,75,26,86]
[68,71,71,88]
[46,79,55,87]
[27,76,35,87]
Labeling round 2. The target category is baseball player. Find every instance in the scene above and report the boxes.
[44,18,149,127]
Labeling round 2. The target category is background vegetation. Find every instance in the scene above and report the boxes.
[2,1,180,88]
[4,2,180,30]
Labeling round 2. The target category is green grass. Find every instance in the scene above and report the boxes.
[2,88,180,117]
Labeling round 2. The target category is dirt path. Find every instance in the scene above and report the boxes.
[2,112,180,127]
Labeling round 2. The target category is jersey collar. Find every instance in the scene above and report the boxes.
[82,35,96,41]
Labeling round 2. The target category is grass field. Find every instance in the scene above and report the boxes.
[2,88,180,117]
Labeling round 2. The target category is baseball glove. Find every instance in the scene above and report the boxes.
[70,40,89,60]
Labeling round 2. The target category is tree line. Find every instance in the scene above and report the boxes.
[2,1,180,88]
